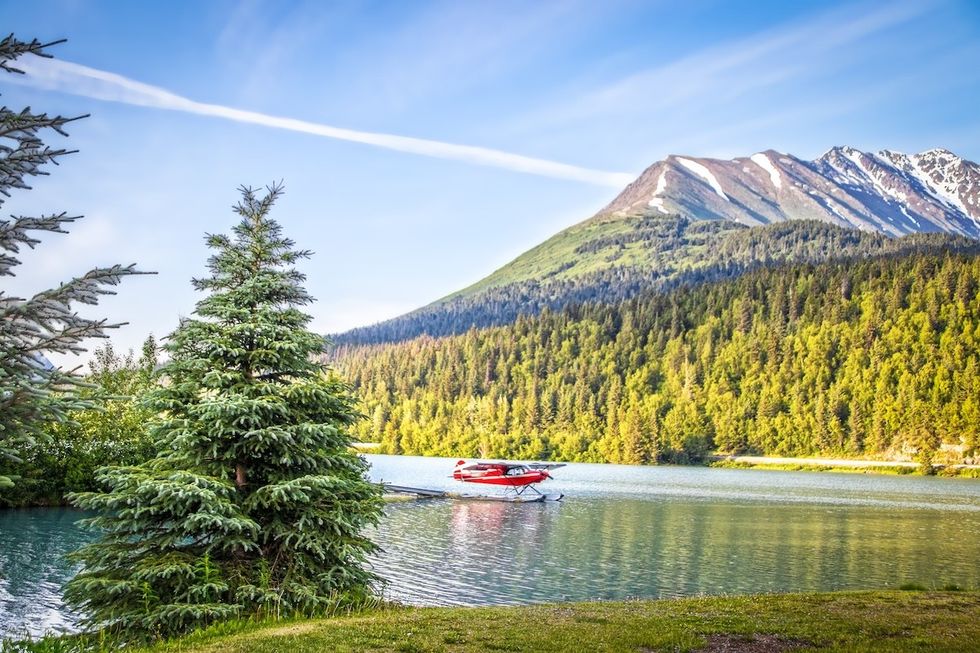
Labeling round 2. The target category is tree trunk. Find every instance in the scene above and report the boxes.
[235,463,247,489]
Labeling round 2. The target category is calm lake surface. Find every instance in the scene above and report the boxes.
[2,454,979,639]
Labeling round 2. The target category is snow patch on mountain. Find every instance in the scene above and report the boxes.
[907,151,978,228]
[851,151,908,203]
[675,157,729,201]
[750,153,782,190]
[647,170,669,214]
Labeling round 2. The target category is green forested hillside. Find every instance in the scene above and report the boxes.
[334,217,980,346]
[335,251,980,465]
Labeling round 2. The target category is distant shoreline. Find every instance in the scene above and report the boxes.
[708,454,979,469]
[708,454,980,477]
[352,445,980,478]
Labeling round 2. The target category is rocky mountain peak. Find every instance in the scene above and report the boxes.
[917,147,959,161]
[599,146,980,238]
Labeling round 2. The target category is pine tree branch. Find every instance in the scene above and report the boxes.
[0,213,81,257]
[0,108,88,140]
[0,34,66,73]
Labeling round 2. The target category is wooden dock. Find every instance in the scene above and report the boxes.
[384,484,449,498]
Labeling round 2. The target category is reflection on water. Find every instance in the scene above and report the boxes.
[372,496,979,606]
[2,455,979,638]
[373,500,562,605]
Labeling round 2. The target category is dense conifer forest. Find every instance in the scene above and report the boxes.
[334,250,980,465]
[333,218,980,346]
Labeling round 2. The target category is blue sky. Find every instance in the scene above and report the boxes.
[2,0,980,362]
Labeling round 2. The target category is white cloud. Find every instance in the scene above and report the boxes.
[516,1,932,131]
[12,55,635,188]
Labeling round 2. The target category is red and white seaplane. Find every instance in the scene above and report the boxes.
[452,460,565,502]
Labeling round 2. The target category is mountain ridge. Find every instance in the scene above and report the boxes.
[443,145,980,303]
[333,146,980,346]
[601,146,980,237]
[332,219,980,346]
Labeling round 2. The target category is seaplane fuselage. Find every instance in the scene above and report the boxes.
[452,460,551,487]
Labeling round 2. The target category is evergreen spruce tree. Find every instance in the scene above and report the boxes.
[66,184,383,641]
[0,35,143,490]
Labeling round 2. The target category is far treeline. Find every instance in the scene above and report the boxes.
[335,250,979,467]
[0,339,159,507]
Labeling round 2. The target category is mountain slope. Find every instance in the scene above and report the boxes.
[334,219,980,346]
[465,146,980,298]
[604,147,980,237]
[334,146,980,346]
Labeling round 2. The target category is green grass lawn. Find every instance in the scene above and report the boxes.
[139,591,979,653]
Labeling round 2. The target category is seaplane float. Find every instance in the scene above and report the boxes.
[384,460,566,503]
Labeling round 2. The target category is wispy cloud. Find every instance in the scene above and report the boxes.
[541,1,931,125]
[13,55,634,188]
[508,0,938,162]
[331,0,599,114]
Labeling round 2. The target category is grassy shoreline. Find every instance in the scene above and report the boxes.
[707,456,980,478]
[115,590,978,652]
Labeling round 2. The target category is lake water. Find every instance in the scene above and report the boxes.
[2,454,979,639]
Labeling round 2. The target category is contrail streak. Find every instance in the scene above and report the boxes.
[13,56,635,188]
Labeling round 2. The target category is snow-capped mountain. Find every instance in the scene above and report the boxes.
[601,147,980,237]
